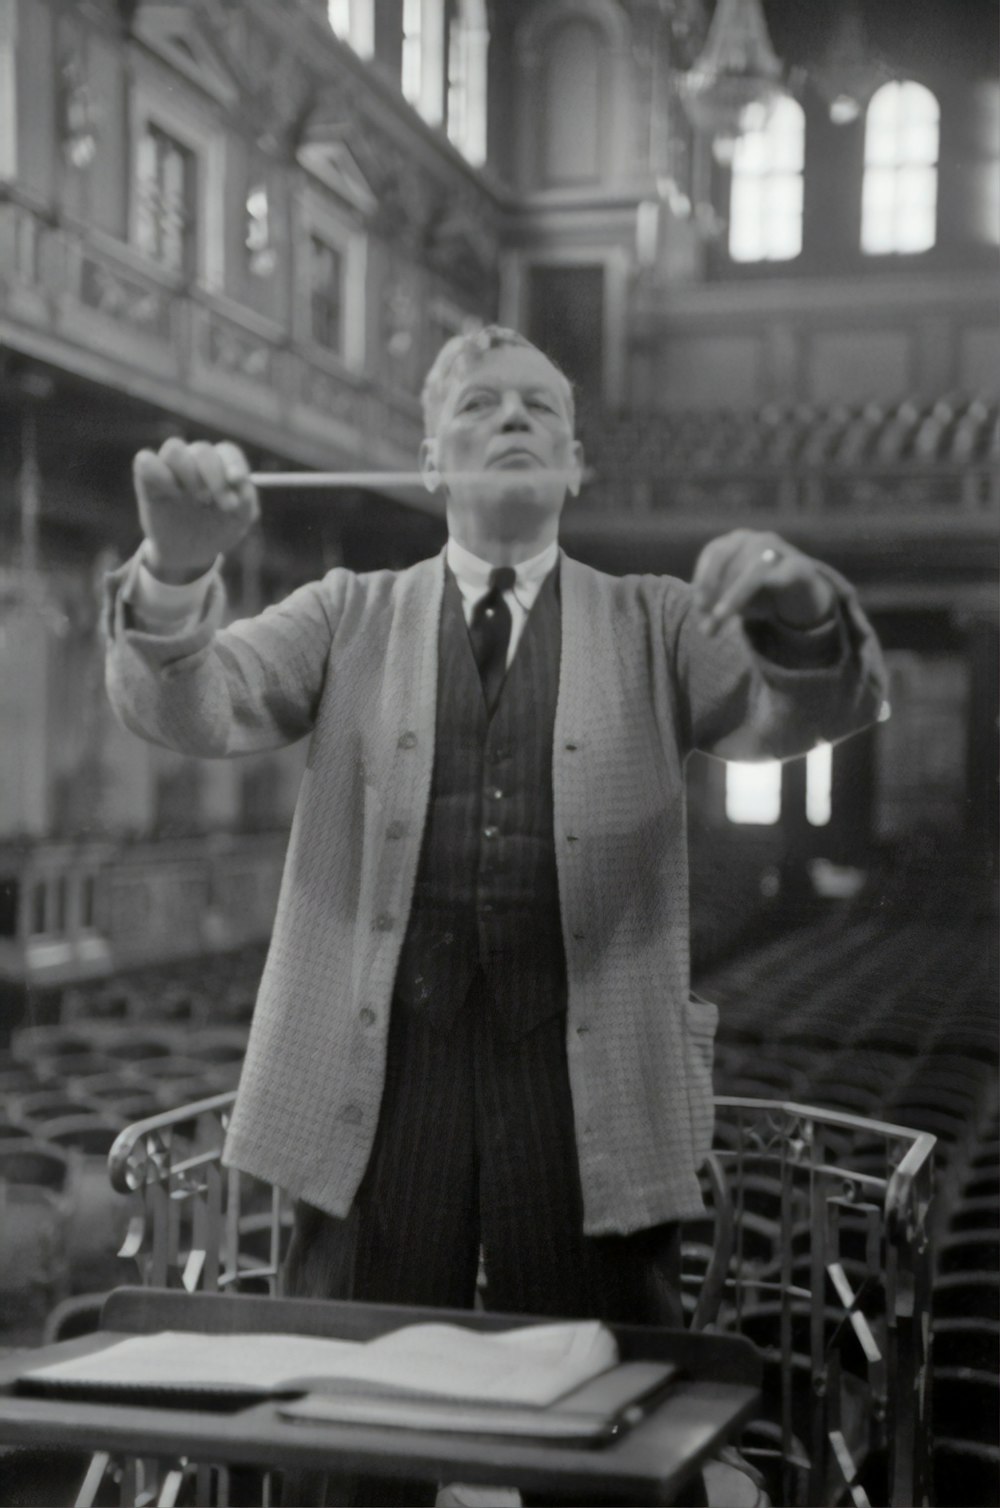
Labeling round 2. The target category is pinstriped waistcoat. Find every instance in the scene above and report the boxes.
[394,567,565,1037]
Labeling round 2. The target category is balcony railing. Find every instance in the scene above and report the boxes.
[590,459,999,521]
[109,1091,936,1507]
[0,203,425,473]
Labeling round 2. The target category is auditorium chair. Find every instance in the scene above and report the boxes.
[0,1138,74,1327]
[74,1085,164,1123]
[934,1270,1000,1321]
[33,1051,117,1085]
[37,1116,133,1293]
[6,1089,95,1132]
[0,1055,43,1096]
[933,1438,1000,1508]
[948,1194,1000,1232]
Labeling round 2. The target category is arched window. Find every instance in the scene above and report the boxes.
[447,0,489,166]
[728,95,805,263]
[861,81,939,254]
[327,0,374,58]
[402,0,446,126]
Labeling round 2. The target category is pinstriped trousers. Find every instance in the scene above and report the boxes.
[280,969,689,1506]
[283,968,684,1326]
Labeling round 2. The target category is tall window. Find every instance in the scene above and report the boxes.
[728,95,805,263]
[402,0,445,125]
[806,742,833,827]
[401,0,423,108]
[725,761,782,825]
[135,124,196,275]
[308,234,344,352]
[328,0,374,58]
[245,183,276,278]
[861,81,939,254]
[726,746,834,826]
[447,1,489,165]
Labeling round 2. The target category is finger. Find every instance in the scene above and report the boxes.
[159,438,211,504]
[215,441,251,487]
[691,530,754,612]
[133,449,181,504]
[189,440,230,505]
[702,545,785,635]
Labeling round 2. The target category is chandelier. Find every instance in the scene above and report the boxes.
[807,3,892,125]
[677,0,785,163]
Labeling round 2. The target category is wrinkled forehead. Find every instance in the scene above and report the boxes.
[441,345,575,423]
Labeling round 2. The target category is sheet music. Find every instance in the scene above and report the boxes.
[23,1320,619,1406]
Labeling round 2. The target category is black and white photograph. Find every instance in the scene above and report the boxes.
[0,1,996,1505]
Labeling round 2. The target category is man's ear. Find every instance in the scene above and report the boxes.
[566,441,585,499]
[419,439,442,494]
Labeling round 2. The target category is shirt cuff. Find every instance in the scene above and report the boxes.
[746,608,845,670]
[125,542,222,634]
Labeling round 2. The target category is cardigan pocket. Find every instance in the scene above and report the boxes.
[685,991,719,1169]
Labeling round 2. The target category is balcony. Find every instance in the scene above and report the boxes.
[0,202,424,476]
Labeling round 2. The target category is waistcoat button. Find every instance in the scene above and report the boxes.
[398,731,418,749]
[483,825,499,840]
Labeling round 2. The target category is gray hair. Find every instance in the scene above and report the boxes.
[420,324,576,435]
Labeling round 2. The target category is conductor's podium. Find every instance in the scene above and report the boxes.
[17,1092,935,1507]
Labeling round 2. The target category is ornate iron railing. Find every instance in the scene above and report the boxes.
[108,1093,935,1507]
[707,1098,935,1508]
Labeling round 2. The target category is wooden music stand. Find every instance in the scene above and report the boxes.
[0,1287,761,1506]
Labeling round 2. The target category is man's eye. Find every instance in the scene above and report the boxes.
[460,394,493,412]
[528,398,557,413]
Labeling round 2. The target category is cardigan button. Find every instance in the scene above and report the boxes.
[386,820,406,840]
[564,741,579,751]
[375,913,394,931]
[358,1007,376,1027]
[341,1104,363,1125]
[483,825,499,840]
[398,731,418,749]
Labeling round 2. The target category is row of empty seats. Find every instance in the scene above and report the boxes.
[698,859,997,1506]
[585,393,1000,474]
[0,855,995,1501]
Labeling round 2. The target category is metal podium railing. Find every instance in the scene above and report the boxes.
[108,1093,936,1508]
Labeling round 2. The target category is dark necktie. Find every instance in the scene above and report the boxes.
[469,566,516,713]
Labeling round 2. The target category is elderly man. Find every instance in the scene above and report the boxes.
[106,324,884,1335]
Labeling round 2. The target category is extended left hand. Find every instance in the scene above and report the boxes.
[692,530,836,637]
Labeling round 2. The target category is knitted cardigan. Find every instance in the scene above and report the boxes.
[104,546,886,1234]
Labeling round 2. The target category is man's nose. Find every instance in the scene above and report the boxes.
[498,392,531,429]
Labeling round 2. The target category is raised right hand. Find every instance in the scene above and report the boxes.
[133,438,260,583]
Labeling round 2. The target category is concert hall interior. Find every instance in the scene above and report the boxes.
[0,1,997,1505]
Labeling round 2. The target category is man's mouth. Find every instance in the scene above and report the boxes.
[488,449,541,469]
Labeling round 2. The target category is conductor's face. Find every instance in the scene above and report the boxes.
[421,344,584,545]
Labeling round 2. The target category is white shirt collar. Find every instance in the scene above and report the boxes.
[446,537,559,597]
